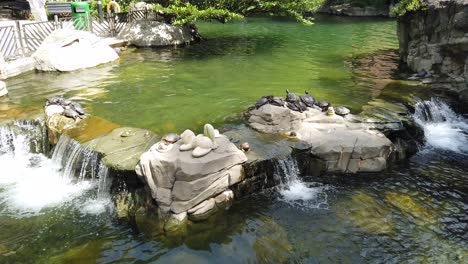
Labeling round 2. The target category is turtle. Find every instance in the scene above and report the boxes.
[270,96,285,107]
[255,95,272,109]
[297,101,308,112]
[60,99,72,106]
[240,142,250,152]
[162,133,180,144]
[45,97,62,106]
[301,91,315,107]
[285,89,300,103]
[335,106,351,116]
[286,101,301,112]
[315,100,330,111]
[71,102,85,115]
[63,108,80,120]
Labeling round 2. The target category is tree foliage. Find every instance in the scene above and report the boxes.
[153,0,327,25]
[390,0,425,16]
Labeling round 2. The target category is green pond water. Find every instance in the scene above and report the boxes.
[3,16,398,134]
[0,16,467,263]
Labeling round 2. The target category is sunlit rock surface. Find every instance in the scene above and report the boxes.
[0,81,7,97]
[136,133,247,226]
[84,127,159,172]
[248,104,395,173]
[33,30,119,72]
[117,21,193,47]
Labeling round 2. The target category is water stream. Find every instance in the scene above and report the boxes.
[413,98,468,153]
[0,121,111,218]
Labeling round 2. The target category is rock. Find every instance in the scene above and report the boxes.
[33,29,119,72]
[214,189,234,207]
[85,127,160,172]
[136,131,247,216]
[398,0,468,91]
[45,105,64,117]
[46,113,78,145]
[187,198,217,221]
[327,3,389,17]
[248,104,307,133]
[164,212,188,233]
[459,89,468,112]
[0,81,7,97]
[129,1,151,11]
[117,20,193,47]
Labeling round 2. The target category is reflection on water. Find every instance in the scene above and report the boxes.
[4,16,399,134]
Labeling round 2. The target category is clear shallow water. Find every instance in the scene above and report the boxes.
[2,16,398,134]
[0,17,467,263]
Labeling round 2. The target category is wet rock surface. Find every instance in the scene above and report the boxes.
[398,0,468,91]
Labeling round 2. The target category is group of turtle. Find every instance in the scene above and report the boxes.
[45,97,86,120]
[255,90,350,116]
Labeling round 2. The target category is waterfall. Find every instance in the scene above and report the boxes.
[413,98,468,153]
[0,121,111,217]
[51,135,100,180]
[274,156,329,210]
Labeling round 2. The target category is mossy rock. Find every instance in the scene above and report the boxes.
[84,127,160,171]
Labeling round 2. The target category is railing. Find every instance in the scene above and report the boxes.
[0,9,151,61]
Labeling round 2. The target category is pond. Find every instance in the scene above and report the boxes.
[3,16,398,134]
[0,16,467,263]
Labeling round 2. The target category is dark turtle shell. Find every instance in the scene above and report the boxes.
[270,96,285,107]
[46,97,62,106]
[71,102,85,115]
[335,106,351,116]
[285,89,300,103]
[301,91,315,107]
[163,133,180,144]
[63,108,79,120]
[61,99,72,106]
[286,102,301,112]
[255,95,272,109]
[297,101,308,112]
[316,100,329,108]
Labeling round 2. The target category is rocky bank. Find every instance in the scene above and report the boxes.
[398,0,468,92]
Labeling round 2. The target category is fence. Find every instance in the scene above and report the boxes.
[1,9,151,61]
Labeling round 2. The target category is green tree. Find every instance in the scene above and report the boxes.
[153,0,327,25]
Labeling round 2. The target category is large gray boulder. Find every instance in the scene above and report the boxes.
[136,133,247,216]
[117,20,193,47]
[33,29,119,72]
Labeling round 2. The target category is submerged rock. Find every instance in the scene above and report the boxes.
[33,29,119,72]
[117,20,193,47]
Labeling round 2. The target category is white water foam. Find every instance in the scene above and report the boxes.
[413,98,468,153]
[275,157,330,210]
[0,124,111,217]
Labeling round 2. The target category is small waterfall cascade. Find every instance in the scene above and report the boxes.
[51,135,100,180]
[274,156,329,210]
[0,121,111,216]
[0,119,48,156]
[413,98,468,153]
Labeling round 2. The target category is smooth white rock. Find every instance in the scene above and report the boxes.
[0,81,7,97]
[45,105,64,117]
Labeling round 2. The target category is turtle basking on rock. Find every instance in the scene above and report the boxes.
[285,89,300,103]
[315,100,330,111]
[335,106,351,116]
[63,108,80,120]
[71,102,85,116]
[270,96,285,107]
[162,133,180,144]
[300,91,315,107]
[255,95,273,109]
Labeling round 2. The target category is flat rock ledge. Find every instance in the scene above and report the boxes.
[248,104,394,173]
[136,134,247,231]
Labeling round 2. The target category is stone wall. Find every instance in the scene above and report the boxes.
[398,0,468,91]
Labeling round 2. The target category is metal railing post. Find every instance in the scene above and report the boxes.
[15,21,26,57]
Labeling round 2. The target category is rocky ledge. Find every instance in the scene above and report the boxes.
[398,0,468,92]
